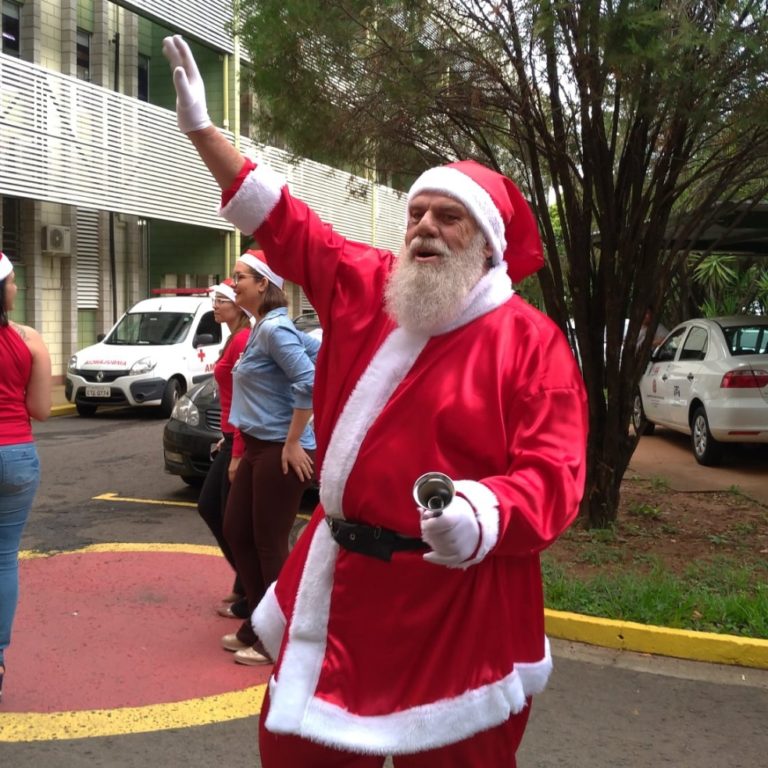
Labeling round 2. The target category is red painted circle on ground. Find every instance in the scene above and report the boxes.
[6,550,271,712]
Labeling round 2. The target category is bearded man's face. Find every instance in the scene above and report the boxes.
[385,193,491,333]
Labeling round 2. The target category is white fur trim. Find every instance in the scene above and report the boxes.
[252,583,286,660]
[408,166,507,266]
[238,251,284,289]
[268,639,552,754]
[453,480,500,566]
[220,164,285,234]
[264,257,523,751]
[209,282,236,303]
[264,522,340,733]
[0,252,12,281]
[320,266,512,518]
[433,263,512,336]
[319,329,428,518]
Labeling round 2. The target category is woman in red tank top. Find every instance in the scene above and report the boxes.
[0,252,52,703]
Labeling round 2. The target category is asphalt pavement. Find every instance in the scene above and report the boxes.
[0,390,764,766]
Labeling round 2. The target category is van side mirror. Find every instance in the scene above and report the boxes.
[193,334,215,348]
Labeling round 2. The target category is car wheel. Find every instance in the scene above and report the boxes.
[160,379,183,418]
[691,406,723,466]
[76,402,97,417]
[632,392,655,436]
[181,475,203,487]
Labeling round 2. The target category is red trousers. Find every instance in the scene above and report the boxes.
[258,690,531,767]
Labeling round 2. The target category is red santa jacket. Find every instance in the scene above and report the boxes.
[220,161,588,755]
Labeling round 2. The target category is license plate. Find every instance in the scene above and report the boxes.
[85,386,111,398]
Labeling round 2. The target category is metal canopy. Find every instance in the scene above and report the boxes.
[672,202,768,256]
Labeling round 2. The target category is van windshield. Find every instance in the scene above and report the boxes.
[105,312,194,345]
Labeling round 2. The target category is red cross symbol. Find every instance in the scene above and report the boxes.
[197,348,206,362]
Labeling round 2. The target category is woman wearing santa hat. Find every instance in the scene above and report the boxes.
[0,252,52,702]
[219,250,319,666]
[196,279,252,620]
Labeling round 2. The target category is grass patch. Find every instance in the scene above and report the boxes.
[542,557,768,639]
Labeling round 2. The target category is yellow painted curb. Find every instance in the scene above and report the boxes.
[50,403,75,416]
[545,609,768,669]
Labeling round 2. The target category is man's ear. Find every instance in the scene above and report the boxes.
[482,238,493,260]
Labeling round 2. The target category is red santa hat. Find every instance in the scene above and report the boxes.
[238,249,284,290]
[0,251,12,281]
[209,278,237,303]
[210,278,253,318]
[407,160,544,283]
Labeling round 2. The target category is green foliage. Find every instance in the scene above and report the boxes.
[627,502,662,520]
[689,253,768,316]
[236,0,768,527]
[542,558,768,638]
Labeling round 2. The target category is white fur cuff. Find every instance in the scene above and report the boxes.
[252,582,287,660]
[453,480,500,565]
[220,164,285,235]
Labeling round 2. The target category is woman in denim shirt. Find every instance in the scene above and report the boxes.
[0,252,52,701]
[220,250,319,666]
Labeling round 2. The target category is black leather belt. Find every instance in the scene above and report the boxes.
[326,517,428,562]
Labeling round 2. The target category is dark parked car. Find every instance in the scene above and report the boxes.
[163,376,221,486]
[163,321,320,542]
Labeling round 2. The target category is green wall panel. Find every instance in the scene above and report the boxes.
[77,308,98,347]
[8,264,26,325]
[148,220,228,289]
[78,0,94,31]
[149,26,224,126]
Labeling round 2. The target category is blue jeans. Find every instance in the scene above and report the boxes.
[0,442,40,666]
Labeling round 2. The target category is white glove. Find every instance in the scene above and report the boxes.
[162,35,212,134]
[420,496,480,568]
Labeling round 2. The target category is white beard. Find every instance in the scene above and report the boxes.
[384,232,488,334]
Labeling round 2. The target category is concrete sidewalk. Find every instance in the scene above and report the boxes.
[51,382,75,415]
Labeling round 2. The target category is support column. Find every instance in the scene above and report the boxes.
[61,207,79,368]
[21,200,43,329]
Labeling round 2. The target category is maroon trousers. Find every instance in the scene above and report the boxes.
[223,434,314,645]
[259,690,531,767]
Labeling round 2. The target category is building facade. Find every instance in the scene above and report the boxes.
[1,0,407,378]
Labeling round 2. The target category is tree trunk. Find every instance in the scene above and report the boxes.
[581,413,636,528]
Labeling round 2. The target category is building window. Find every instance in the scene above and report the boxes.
[1,1,20,57]
[138,54,149,102]
[76,28,91,81]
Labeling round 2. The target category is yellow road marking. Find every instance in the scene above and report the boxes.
[4,543,265,742]
[0,686,266,742]
[92,492,197,508]
[19,542,221,560]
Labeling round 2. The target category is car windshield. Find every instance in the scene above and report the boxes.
[105,312,194,345]
[721,325,768,356]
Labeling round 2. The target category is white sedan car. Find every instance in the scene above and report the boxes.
[633,316,768,465]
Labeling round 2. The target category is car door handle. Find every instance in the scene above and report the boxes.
[687,373,694,381]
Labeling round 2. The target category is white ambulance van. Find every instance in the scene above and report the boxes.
[66,293,228,417]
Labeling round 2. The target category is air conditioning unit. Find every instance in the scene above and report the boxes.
[42,225,71,254]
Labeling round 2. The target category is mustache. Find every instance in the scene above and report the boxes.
[407,236,452,260]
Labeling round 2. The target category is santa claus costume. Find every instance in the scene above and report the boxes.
[219,158,588,765]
